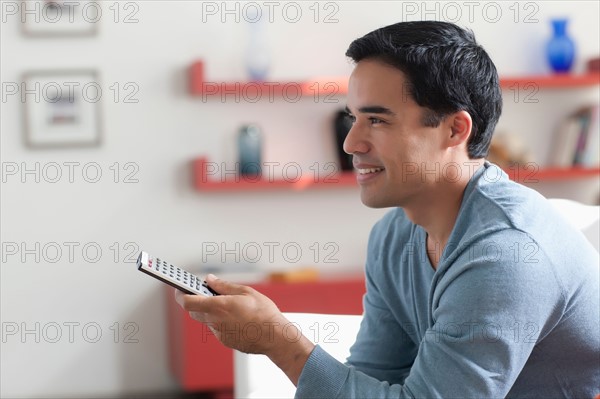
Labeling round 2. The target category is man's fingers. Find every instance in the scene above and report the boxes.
[174,276,256,315]
[174,288,186,307]
[189,311,209,323]
[174,288,217,312]
[206,274,251,295]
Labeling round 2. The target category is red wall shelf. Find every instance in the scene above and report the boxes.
[505,166,600,182]
[189,61,599,96]
[189,61,348,97]
[499,73,600,88]
[193,158,600,192]
[192,158,357,191]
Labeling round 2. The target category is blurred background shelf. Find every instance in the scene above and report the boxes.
[189,61,599,96]
[505,166,600,182]
[499,73,600,88]
[192,158,357,191]
[193,158,600,192]
[189,61,348,96]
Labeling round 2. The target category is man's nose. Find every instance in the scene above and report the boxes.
[343,123,369,155]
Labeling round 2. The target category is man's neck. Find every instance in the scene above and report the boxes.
[403,159,485,269]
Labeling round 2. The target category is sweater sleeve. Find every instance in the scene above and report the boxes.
[342,257,417,384]
[295,231,565,398]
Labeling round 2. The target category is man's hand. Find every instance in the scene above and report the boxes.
[174,274,315,385]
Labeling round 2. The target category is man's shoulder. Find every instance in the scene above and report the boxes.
[459,163,558,238]
[446,165,598,286]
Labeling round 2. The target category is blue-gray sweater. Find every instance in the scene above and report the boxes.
[296,163,600,398]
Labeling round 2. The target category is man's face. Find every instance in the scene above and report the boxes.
[344,59,453,208]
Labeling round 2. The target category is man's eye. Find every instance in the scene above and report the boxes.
[369,117,384,125]
[345,113,356,123]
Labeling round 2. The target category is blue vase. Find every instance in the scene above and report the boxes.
[245,11,270,81]
[546,19,575,73]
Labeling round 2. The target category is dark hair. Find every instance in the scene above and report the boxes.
[345,21,502,159]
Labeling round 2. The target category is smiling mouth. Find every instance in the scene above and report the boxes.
[357,167,384,175]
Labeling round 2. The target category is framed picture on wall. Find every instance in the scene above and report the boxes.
[22,70,102,148]
[21,0,100,37]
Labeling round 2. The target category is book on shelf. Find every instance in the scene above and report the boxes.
[549,105,599,167]
[581,105,599,166]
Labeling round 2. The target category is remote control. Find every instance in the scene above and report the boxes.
[137,251,218,296]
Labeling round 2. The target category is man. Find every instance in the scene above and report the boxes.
[176,21,600,398]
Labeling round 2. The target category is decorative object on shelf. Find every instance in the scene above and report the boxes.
[245,9,270,81]
[487,131,533,170]
[333,110,354,171]
[550,105,599,167]
[238,125,262,176]
[587,56,600,73]
[22,70,101,148]
[21,0,100,37]
[546,18,576,73]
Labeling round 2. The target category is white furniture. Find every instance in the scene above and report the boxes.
[233,199,599,398]
[234,312,362,399]
[548,198,599,251]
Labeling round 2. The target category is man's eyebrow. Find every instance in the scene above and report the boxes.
[345,105,396,116]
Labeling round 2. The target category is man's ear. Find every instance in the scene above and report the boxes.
[446,111,472,148]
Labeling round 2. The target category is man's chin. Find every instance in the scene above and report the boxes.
[359,191,394,209]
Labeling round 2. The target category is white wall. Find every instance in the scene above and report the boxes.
[1,1,598,397]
